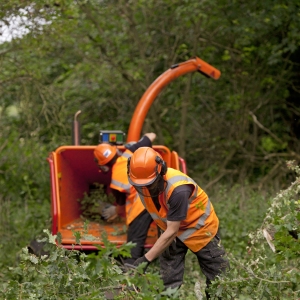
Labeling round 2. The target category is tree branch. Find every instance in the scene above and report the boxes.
[249,111,282,144]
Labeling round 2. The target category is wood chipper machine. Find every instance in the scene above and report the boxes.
[47,57,221,251]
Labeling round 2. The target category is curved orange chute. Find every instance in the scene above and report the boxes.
[127,57,221,142]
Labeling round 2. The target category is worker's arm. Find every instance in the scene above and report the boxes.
[127,132,156,153]
[144,220,181,262]
[112,189,126,217]
[143,132,156,142]
[111,189,126,206]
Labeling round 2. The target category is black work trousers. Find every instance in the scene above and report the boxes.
[159,232,229,299]
[124,209,153,264]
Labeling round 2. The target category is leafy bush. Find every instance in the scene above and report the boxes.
[212,183,273,257]
[0,229,176,300]
[0,129,51,272]
[209,161,300,299]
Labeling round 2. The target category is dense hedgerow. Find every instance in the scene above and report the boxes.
[209,161,300,299]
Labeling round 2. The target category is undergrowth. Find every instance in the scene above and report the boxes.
[0,162,299,299]
[209,161,300,299]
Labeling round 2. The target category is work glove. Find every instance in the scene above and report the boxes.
[101,204,118,222]
[124,255,150,273]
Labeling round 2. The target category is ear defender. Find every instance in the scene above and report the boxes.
[155,156,167,176]
[127,157,131,176]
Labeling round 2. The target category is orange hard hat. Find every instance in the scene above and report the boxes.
[128,147,166,186]
[94,143,117,165]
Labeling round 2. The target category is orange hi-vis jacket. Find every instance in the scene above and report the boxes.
[110,149,145,225]
[137,168,219,252]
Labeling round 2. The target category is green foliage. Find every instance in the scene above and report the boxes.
[0,173,299,299]
[209,161,300,299]
[213,184,272,256]
[0,128,51,271]
[261,136,287,153]
[1,0,299,187]
[77,183,116,222]
[0,229,174,300]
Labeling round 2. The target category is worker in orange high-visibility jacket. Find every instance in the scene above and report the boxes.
[126,147,229,299]
[94,133,156,264]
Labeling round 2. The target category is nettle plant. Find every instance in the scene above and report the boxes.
[209,161,300,299]
[0,230,177,300]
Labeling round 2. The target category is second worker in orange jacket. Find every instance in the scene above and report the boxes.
[94,133,156,264]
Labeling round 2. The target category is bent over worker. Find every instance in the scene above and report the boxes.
[126,147,229,299]
[94,133,156,264]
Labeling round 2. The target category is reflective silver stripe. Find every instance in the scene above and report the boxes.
[178,198,211,242]
[150,212,157,219]
[165,188,171,209]
[126,193,138,207]
[111,179,131,193]
[121,152,131,158]
[190,185,198,202]
[150,212,166,221]
[165,175,198,204]
[166,174,196,187]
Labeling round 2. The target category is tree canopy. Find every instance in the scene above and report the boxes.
[1,0,299,190]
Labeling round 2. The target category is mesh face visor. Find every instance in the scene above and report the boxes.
[98,165,110,172]
[94,157,110,173]
[130,176,167,198]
